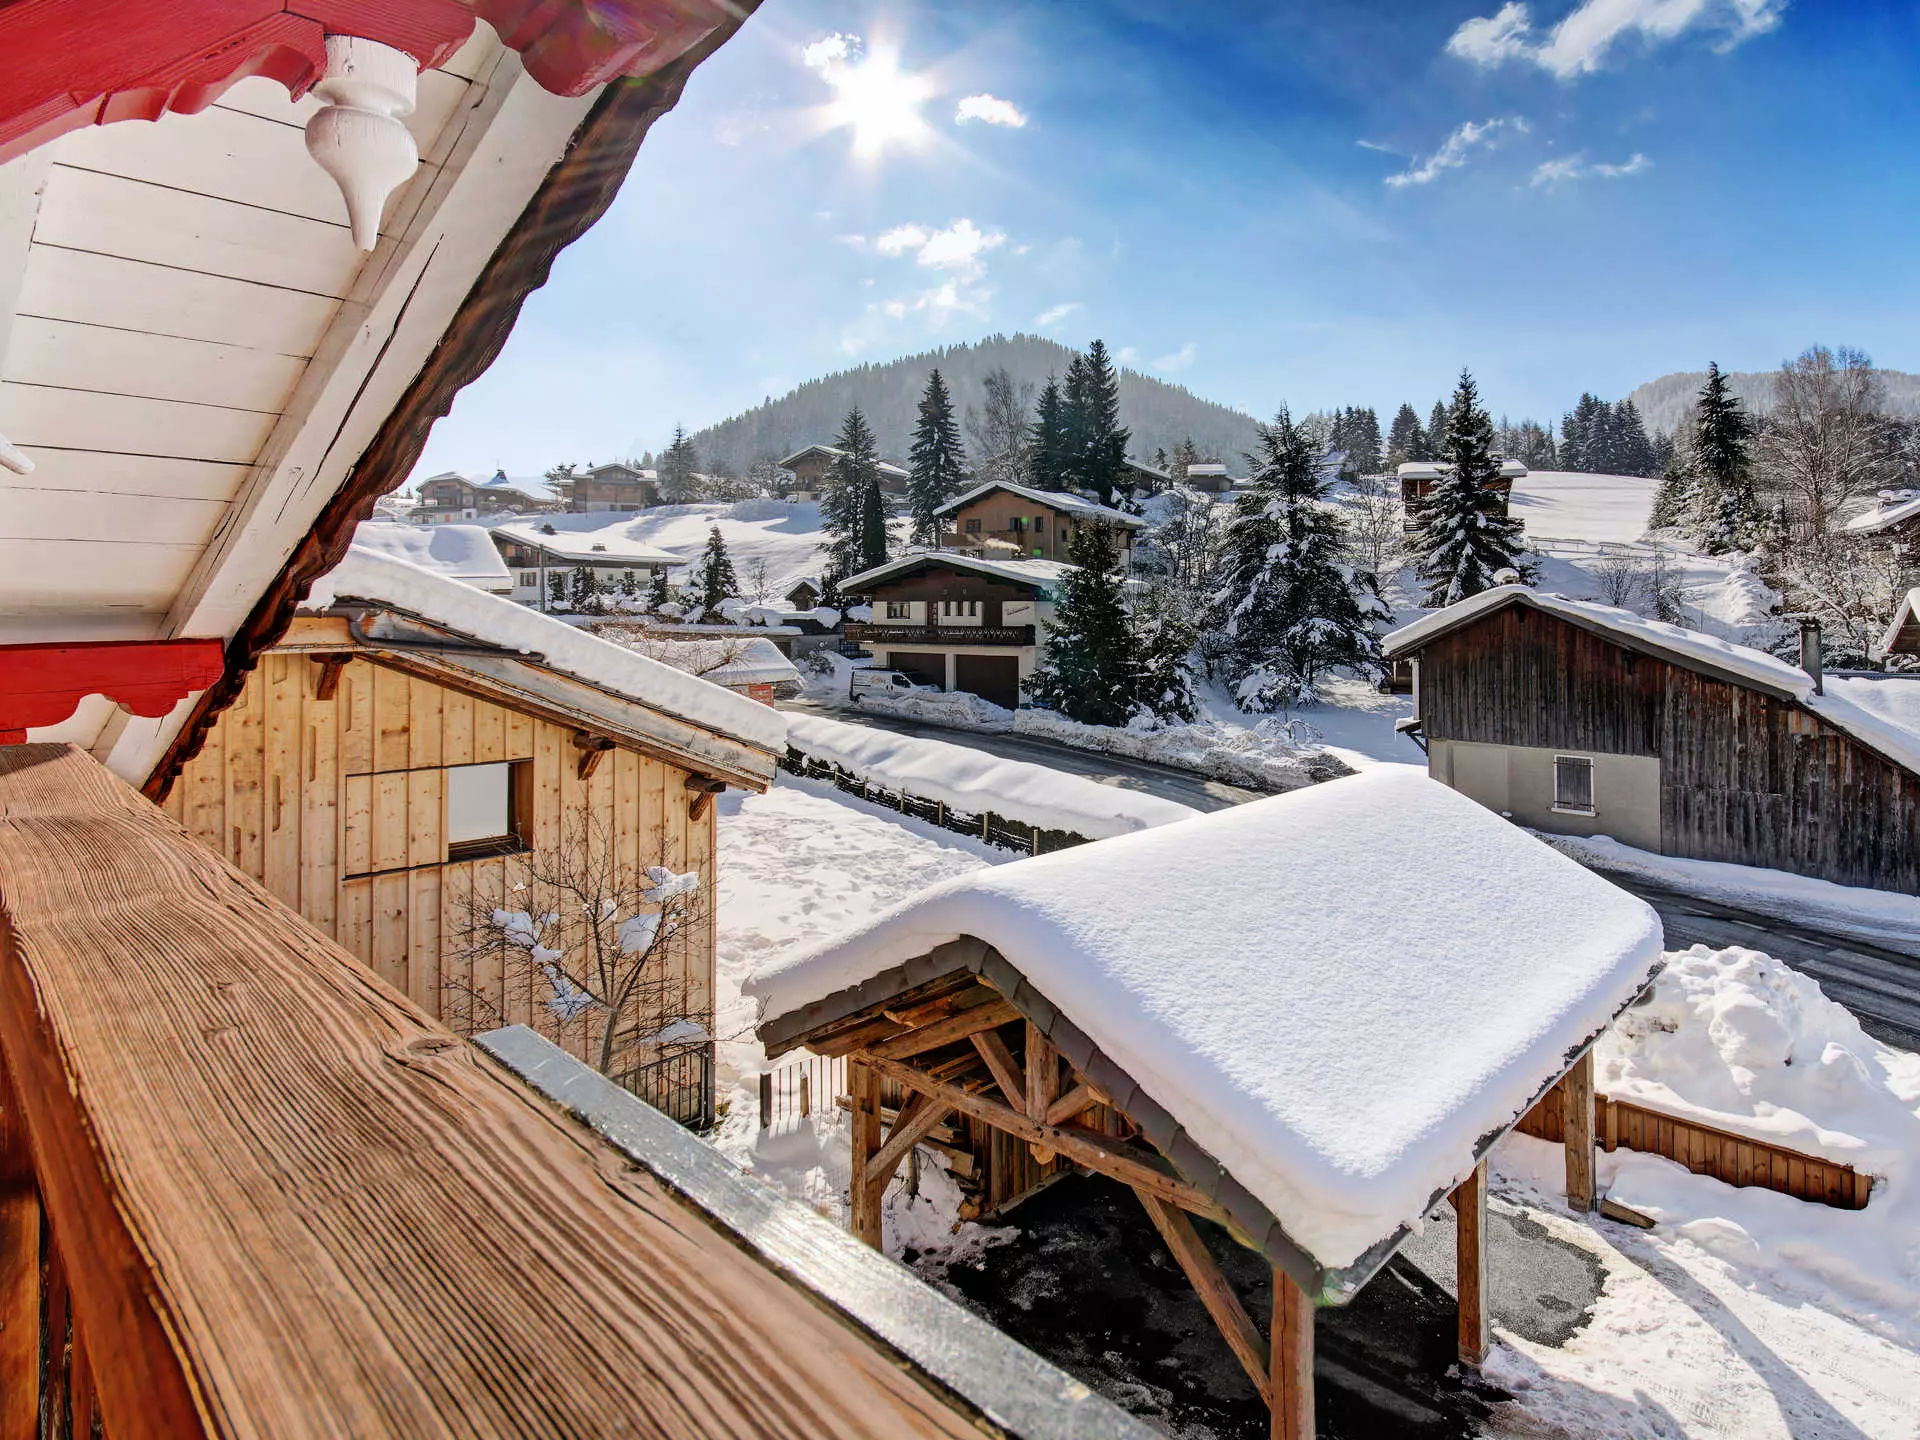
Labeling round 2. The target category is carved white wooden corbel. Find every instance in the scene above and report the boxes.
[303,36,419,252]
[0,430,31,475]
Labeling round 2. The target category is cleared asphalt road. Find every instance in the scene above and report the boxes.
[791,698,1920,1051]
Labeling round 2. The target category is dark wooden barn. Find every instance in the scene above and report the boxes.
[1384,587,1920,895]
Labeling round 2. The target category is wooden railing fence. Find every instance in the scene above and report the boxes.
[1517,1076,1873,1210]
[780,748,1085,857]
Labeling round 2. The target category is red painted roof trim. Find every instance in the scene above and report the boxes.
[0,639,228,743]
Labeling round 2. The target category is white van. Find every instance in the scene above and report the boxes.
[850,670,941,704]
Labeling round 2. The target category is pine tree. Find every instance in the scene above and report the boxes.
[658,426,702,504]
[697,525,738,608]
[1168,436,1200,486]
[1386,404,1425,468]
[1615,399,1658,477]
[1024,524,1135,726]
[1127,585,1200,722]
[1210,407,1386,709]
[547,571,567,608]
[1336,407,1382,480]
[1028,375,1070,491]
[1647,452,1696,532]
[569,564,602,613]
[1691,361,1758,552]
[1081,340,1130,504]
[817,569,845,610]
[617,569,639,604]
[1428,399,1452,457]
[858,477,889,572]
[820,406,885,578]
[646,567,670,611]
[906,368,966,545]
[1416,370,1533,606]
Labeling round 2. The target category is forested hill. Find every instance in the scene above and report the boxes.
[1628,366,1920,436]
[677,333,1266,473]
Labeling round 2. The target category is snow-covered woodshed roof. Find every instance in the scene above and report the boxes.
[747,768,1663,1288]
[932,481,1147,530]
[489,516,684,566]
[776,444,911,479]
[840,551,1075,594]
[350,522,514,592]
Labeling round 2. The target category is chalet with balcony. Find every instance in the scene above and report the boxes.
[841,552,1071,709]
[416,468,559,521]
[777,443,911,501]
[559,460,662,512]
[1385,587,1920,894]
[1397,459,1528,529]
[935,481,1146,565]
[490,516,683,609]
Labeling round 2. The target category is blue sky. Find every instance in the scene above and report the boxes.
[414,0,1920,478]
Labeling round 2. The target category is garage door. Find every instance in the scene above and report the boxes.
[887,652,946,690]
[954,654,1020,710]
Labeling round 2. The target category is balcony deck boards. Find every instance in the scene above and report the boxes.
[0,744,1026,1439]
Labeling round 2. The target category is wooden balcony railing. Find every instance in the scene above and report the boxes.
[0,744,1148,1440]
[844,623,1036,646]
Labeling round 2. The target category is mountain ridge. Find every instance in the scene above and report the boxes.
[1626,366,1920,436]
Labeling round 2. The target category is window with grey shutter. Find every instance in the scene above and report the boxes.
[1553,756,1595,814]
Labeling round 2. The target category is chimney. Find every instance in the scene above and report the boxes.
[1799,617,1823,694]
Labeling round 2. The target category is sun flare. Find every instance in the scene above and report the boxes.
[821,49,932,158]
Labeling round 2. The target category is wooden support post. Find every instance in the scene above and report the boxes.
[757,1072,772,1130]
[800,1071,811,1119]
[847,1061,883,1248]
[865,1096,953,1191]
[0,1057,39,1440]
[311,655,346,700]
[1133,1189,1269,1404]
[1564,1050,1595,1213]
[1453,1157,1489,1368]
[1270,1268,1315,1440]
[684,775,725,820]
[970,1029,1026,1110]
[1025,1022,1058,1165]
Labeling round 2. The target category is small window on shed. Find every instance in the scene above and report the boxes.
[964,518,982,534]
[1553,756,1595,816]
[447,760,532,861]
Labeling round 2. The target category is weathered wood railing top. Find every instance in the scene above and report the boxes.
[0,745,1139,1440]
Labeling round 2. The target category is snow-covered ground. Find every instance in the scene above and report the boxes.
[1510,469,1662,545]
[708,766,1920,1439]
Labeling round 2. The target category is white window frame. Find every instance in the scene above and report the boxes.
[1551,754,1597,816]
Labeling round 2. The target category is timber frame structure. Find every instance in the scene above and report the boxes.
[761,937,1623,1439]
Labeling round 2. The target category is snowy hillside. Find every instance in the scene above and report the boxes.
[1629,365,1920,435]
[1508,469,1660,544]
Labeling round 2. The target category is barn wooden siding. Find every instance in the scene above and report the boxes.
[1516,1078,1872,1211]
[161,651,715,1064]
[1415,606,1920,893]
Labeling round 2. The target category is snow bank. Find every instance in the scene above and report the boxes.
[1539,832,1920,951]
[784,712,1197,840]
[747,769,1664,1273]
[603,632,799,688]
[303,545,787,753]
[854,690,1340,791]
[1595,945,1920,1338]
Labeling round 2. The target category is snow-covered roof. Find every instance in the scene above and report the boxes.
[932,480,1148,530]
[1186,463,1229,477]
[1880,588,1920,656]
[1386,586,1920,776]
[840,550,1076,595]
[632,636,800,688]
[421,469,558,504]
[746,768,1663,1277]
[489,516,684,566]
[777,444,910,479]
[1396,460,1529,482]
[350,522,513,592]
[301,546,786,755]
[1124,457,1171,481]
[1844,491,1920,536]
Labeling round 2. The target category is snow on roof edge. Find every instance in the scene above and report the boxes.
[840,550,1075,593]
[931,480,1147,528]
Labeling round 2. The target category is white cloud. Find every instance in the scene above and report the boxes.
[875,223,931,256]
[911,219,1007,280]
[1385,116,1529,188]
[1153,342,1197,373]
[1355,138,1399,154]
[1033,302,1081,329]
[956,93,1028,128]
[1116,346,1140,364]
[1446,0,1785,80]
[802,33,859,74]
[834,233,868,249]
[1531,151,1653,186]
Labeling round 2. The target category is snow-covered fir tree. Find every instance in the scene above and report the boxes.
[1210,407,1386,708]
[1415,370,1533,607]
[1127,584,1200,721]
[617,569,639,604]
[697,525,737,608]
[1647,452,1696,532]
[906,369,966,545]
[1331,406,1383,480]
[645,567,670,611]
[1059,340,1130,503]
[820,406,887,578]
[858,477,890,573]
[1023,523,1135,726]
[1386,403,1428,467]
[1691,361,1760,553]
[1028,376,1070,491]
[569,564,602,613]
[1427,399,1451,454]
[547,571,568,608]
[657,426,702,503]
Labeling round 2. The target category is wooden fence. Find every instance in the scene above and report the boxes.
[1518,1077,1873,1210]
[781,748,1086,856]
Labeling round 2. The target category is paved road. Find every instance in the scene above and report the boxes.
[779,698,1264,812]
[790,699,1920,1052]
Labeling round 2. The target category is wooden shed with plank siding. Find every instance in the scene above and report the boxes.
[1384,586,1920,894]
[155,545,783,1121]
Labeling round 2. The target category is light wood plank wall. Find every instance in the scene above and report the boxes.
[162,652,714,1062]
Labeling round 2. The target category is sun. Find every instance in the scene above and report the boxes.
[822,48,932,159]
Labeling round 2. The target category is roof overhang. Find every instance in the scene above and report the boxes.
[840,550,1067,594]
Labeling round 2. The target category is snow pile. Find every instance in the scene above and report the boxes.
[301,545,788,753]
[1541,832,1920,950]
[852,689,1341,791]
[604,632,799,688]
[351,521,512,589]
[1594,945,1920,1338]
[784,712,1197,840]
[747,769,1664,1272]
